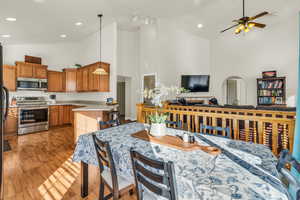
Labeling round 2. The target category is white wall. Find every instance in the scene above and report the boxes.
[117,29,140,120]
[211,14,299,106]
[139,19,211,95]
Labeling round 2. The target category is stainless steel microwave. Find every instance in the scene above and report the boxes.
[17,78,47,91]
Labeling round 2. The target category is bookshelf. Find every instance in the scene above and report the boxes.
[257,77,286,106]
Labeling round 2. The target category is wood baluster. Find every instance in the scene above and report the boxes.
[258,121,264,145]
[245,120,250,142]
[212,117,217,135]
[272,122,279,156]
[222,118,226,137]
[288,121,295,153]
[282,124,288,150]
[233,119,238,140]
[195,115,200,133]
[187,114,191,132]
[180,114,184,131]
[203,116,207,133]
[253,121,257,144]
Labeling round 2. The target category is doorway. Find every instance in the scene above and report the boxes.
[117,75,132,120]
[222,76,247,105]
[117,82,126,117]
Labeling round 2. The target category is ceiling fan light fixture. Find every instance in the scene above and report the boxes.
[248,22,255,28]
[244,27,250,33]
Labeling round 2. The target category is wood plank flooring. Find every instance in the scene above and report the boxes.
[4,126,136,200]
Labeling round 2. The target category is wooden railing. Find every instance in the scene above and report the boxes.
[137,103,296,156]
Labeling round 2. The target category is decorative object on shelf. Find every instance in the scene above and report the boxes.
[262,70,277,78]
[144,85,185,137]
[221,0,269,34]
[93,14,108,75]
[257,76,286,106]
[74,64,82,68]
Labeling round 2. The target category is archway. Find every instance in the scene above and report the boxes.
[222,76,247,105]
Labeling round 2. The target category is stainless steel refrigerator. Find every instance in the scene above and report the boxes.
[0,42,9,199]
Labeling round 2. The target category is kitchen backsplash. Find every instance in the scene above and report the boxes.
[9,91,112,102]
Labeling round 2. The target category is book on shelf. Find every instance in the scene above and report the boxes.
[258,97,284,105]
[258,89,283,96]
[258,80,284,89]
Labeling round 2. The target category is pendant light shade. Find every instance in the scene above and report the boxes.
[93,14,108,75]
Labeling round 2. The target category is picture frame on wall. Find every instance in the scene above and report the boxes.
[262,71,277,78]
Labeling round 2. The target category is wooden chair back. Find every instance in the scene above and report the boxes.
[98,119,120,130]
[92,134,120,195]
[130,148,178,200]
[276,150,300,200]
[200,124,231,138]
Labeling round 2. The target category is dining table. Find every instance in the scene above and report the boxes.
[72,122,289,200]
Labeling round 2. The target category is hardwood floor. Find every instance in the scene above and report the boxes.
[4,126,136,200]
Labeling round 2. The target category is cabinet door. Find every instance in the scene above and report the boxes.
[48,71,63,92]
[76,69,83,92]
[58,106,64,126]
[82,68,89,91]
[4,108,18,135]
[63,105,71,124]
[98,63,110,92]
[49,106,59,127]
[17,63,33,78]
[3,65,16,91]
[34,65,47,79]
[64,69,77,92]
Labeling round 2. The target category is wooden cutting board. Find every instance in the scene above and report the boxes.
[131,130,221,155]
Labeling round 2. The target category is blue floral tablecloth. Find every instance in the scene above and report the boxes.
[73,122,288,200]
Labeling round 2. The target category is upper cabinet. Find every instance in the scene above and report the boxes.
[16,61,47,79]
[48,70,64,92]
[76,62,110,92]
[63,68,77,92]
[3,65,17,91]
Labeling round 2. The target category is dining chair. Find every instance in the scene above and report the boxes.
[92,134,134,200]
[98,119,120,130]
[200,124,231,139]
[165,120,182,129]
[130,148,178,200]
[276,150,300,200]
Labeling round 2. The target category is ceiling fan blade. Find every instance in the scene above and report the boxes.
[250,11,269,20]
[220,24,239,33]
[233,19,243,23]
[249,22,266,28]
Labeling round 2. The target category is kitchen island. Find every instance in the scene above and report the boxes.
[51,101,118,143]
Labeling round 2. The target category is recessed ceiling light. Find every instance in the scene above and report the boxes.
[5,17,16,22]
[197,24,203,28]
[1,34,11,38]
[75,22,83,26]
[60,34,67,38]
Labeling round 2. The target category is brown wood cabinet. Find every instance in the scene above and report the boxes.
[4,108,18,135]
[48,71,64,92]
[16,61,47,79]
[76,68,83,92]
[63,68,77,92]
[34,65,47,79]
[49,105,73,127]
[82,68,89,92]
[3,65,16,91]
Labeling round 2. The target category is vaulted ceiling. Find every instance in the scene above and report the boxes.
[0,0,299,44]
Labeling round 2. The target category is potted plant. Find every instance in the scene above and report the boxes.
[144,85,187,137]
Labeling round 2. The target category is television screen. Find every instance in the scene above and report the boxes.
[181,75,210,92]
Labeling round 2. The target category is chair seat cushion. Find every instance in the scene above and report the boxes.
[101,167,133,190]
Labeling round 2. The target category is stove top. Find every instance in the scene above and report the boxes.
[16,96,48,107]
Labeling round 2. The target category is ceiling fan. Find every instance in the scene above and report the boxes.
[221,0,269,34]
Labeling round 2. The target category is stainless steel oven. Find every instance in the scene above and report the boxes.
[18,106,49,135]
[17,78,47,91]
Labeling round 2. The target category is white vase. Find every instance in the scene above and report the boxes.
[150,123,167,137]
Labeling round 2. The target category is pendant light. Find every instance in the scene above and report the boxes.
[93,14,108,75]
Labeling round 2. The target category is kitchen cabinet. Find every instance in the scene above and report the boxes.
[82,68,89,92]
[63,68,77,92]
[49,105,73,127]
[33,65,47,79]
[4,108,18,135]
[3,65,16,91]
[48,71,64,92]
[49,106,60,127]
[16,61,47,79]
[76,68,83,92]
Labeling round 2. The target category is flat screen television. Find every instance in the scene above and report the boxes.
[181,75,210,92]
